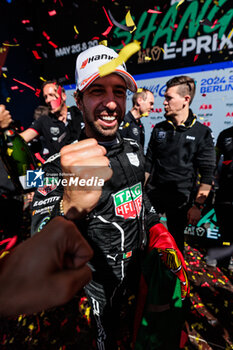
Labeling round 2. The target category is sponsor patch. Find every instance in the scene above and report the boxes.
[113,182,142,219]
[38,216,50,232]
[186,135,195,140]
[32,205,54,216]
[37,177,58,196]
[33,196,60,207]
[126,153,139,167]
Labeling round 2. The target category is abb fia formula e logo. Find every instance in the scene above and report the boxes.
[113,183,142,219]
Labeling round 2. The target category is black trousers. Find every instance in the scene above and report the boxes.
[85,254,140,350]
[165,205,189,252]
[214,201,233,245]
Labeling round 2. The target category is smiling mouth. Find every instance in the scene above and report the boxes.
[100,116,116,121]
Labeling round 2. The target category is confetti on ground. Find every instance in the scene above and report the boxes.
[0,212,232,349]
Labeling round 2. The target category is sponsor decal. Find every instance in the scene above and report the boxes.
[80,58,88,69]
[113,182,142,219]
[127,153,139,167]
[38,216,50,232]
[32,205,54,216]
[33,196,60,207]
[37,177,58,196]
[186,135,195,140]
[199,104,212,110]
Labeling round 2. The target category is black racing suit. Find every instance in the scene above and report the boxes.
[29,106,84,160]
[119,111,145,149]
[31,133,160,349]
[215,126,233,245]
[145,110,216,251]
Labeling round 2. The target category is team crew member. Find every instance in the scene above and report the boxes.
[31,45,187,349]
[119,88,154,150]
[145,76,216,252]
[214,126,233,269]
[20,80,84,159]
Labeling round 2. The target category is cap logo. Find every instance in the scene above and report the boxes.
[80,58,88,69]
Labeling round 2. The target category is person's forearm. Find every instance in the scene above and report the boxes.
[194,183,212,205]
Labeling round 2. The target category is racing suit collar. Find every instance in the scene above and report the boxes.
[167,109,197,130]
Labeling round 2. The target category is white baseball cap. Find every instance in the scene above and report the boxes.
[75,45,137,92]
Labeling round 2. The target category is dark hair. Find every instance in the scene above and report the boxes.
[132,88,153,106]
[33,105,49,120]
[42,80,65,94]
[166,76,196,104]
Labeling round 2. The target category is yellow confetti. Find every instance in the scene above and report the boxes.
[123,122,130,129]
[74,25,79,34]
[228,28,233,39]
[99,41,141,77]
[7,148,13,156]
[217,279,225,284]
[145,56,152,61]
[18,315,23,322]
[2,42,19,47]
[176,0,185,10]
[28,324,34,331]
[0,251,10,259]
[39,76,46,81]
[141,112,149,117]
[125,10,136,33]
[161,47,165,53]
[137,88,143,92]
[99,40,108,46]
[2,73,7,78]
[6,97,11,103]
[222,241,230,246]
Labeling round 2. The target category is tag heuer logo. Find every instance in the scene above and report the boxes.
[113,183,142,219]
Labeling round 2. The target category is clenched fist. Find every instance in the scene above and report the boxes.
[0,105,12,129]
[61,138,113,220]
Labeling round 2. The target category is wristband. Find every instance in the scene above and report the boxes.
[194,201,204,210]
[59,199,65,216]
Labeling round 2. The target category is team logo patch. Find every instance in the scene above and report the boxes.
[132,127,139,136]
[157,131,166,140]
[50,127,60,136]
[127,153,139,167]
[113,183,142,219]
